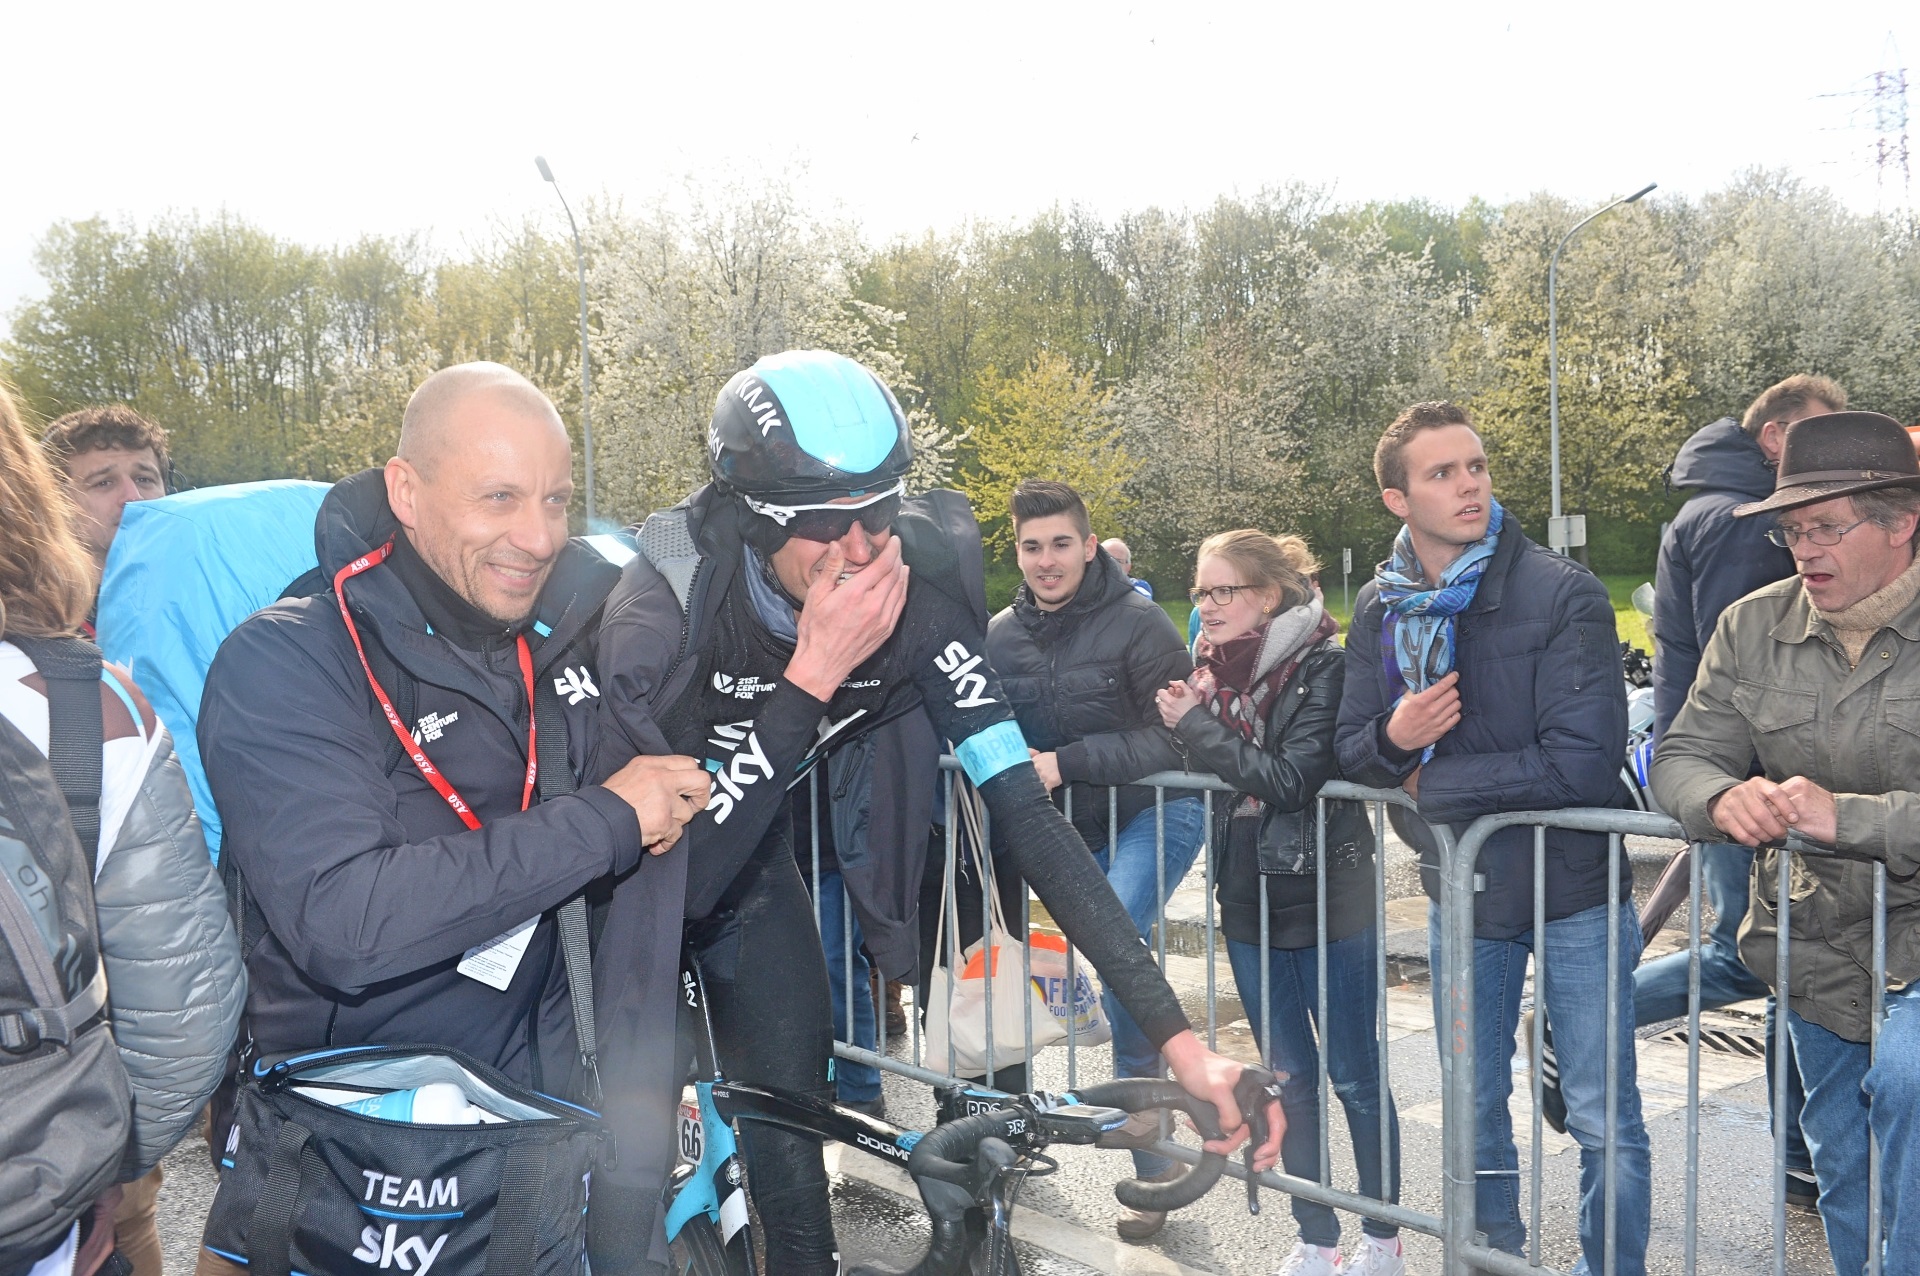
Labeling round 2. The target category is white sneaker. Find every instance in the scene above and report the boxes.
[1343,1234,1412,1276]
[1272,1241,1342,1276]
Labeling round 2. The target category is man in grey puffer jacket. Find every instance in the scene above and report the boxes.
[0,645,244,1276]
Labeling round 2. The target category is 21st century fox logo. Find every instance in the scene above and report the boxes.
[712,671,775,699]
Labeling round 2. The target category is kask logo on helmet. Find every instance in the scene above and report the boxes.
[734,378,785,437]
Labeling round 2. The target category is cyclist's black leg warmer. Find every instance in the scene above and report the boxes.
[702,831,841,1276]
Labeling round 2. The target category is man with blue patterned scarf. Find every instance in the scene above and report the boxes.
[1335,401,1648,1275]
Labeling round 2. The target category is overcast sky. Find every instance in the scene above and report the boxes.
[6,0,1915,318]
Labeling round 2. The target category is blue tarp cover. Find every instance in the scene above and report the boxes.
[97,480,332,860]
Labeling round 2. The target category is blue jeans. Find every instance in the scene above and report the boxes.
[1091,797,1206,1177]
[816,869,880,1104]
[1430,902,1652,1276]
[1786,983,1920,1275]
[1632,842,1810,1172]
[1228,931,1401,1247]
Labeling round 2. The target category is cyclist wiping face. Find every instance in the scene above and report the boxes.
[586,351,1281,1276]
[763,492,902,600]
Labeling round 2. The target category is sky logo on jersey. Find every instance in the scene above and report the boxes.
[706,720,775,824]
[933,641,996,708]
[554,667,599,705]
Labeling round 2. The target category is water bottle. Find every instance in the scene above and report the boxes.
[340,1081,503,1124]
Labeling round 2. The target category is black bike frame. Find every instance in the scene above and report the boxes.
[709,1081,925,1171]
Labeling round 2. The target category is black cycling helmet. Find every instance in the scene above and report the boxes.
[709,350,913,502]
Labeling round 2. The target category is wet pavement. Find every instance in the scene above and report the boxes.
[828,1173,1108,1276]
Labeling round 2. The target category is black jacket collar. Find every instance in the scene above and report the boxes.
[385,528,523,651]
[315,469,620,675]
[1466,521,1532,616]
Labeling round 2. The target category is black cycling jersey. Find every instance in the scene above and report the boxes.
[588,487,1190,1276]
[666,542,1025,909]
[596,487,1186,1044]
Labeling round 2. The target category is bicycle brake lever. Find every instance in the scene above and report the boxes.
[1234,1066,1283,1216]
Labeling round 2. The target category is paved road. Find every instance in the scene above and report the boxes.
[152,832,1836,1275]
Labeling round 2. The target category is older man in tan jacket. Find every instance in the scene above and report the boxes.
[1652,410,1920,1276]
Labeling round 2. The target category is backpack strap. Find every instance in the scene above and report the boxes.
[635,504,721,722]
[0,965,108,1052]
[11,635,105,865]
[895,489,989,630]
[533,683,599,1104]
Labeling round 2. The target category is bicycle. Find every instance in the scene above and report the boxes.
[663,959,1280,1276]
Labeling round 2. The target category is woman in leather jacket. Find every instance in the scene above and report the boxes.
[1156,530,1411,1276]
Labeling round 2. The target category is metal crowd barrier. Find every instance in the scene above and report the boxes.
[804,764,1893,1275]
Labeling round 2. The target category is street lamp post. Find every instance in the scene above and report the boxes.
[1547,181,1656,548]
[536,156,596,526]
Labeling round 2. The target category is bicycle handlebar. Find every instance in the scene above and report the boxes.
[854,1067,1279,1276]
[1067,1079,1230,1211]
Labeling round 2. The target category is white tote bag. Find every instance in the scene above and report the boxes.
[1028,931,1112,1048]
[923,784,1064,1077]
[954,780,1110,1047]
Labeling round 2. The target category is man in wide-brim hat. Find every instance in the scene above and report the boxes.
[1653,410,1920,1273]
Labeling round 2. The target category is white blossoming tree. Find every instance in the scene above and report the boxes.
[586,180,956,528]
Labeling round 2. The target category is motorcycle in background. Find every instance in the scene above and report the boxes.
[1618,581,1700,944]
[1618,580,1660,813]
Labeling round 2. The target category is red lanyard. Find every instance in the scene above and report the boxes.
[333,541,537,829]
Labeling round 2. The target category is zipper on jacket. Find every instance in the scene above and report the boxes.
[675,557,709,670]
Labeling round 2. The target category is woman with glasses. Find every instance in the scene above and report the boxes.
[1156,530,1411,1276]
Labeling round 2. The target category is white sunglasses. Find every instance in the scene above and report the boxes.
[740,480,905,528]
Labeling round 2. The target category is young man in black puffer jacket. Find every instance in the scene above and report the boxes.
[984,480,1204,1240]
